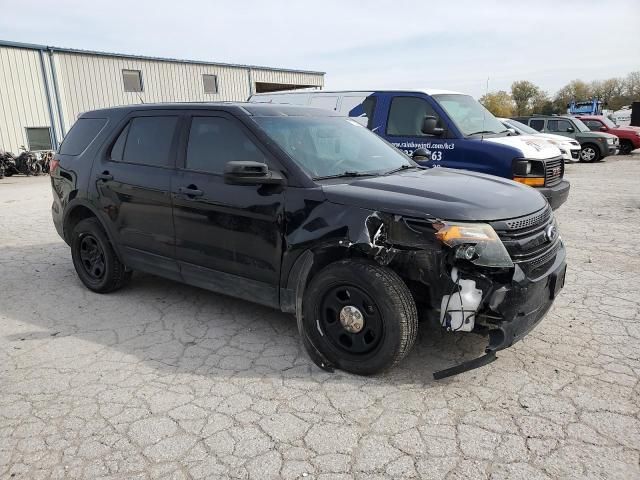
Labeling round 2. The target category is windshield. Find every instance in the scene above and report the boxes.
[599,116,617,128]
[433,94,507,136]
[254,116,413,179]
[505,119,539,135]
[571,118,591,132]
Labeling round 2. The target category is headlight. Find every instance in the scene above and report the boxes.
[636,131,640,137]
[512,159,544,187]
[434,222,514,268]
[607,138,615,145]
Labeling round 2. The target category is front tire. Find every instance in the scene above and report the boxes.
[580,144,601,162]
[71,218,131,293]
[302,259,418,375]
[619,140,634,155]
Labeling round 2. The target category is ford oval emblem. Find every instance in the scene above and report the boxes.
[545,225,558,243]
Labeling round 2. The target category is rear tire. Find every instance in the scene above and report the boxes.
[619,140,634,155]
[580,144,600,163]
[302,259,418,375]
[71,218,131,293]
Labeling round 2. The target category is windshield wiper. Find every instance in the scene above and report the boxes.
[384,164,419,175]
[313,171,379,180]
[467,130,498,136]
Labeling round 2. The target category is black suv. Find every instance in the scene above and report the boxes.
[51,103,566,378]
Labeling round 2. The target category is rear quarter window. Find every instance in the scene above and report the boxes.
[59,118,108,155]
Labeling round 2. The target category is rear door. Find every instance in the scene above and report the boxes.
[91,110,180,279]
[171,110,285,307]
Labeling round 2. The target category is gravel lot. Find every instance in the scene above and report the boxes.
[1,155,639,480]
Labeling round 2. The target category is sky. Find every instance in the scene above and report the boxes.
[1,0,638,98]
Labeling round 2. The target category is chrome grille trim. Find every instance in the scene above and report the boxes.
[544,156,564,187]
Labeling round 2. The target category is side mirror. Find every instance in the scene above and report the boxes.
[507,128,517,135]
[412,148,431,162]
[421,116,444,136]
[224,161,286,186]
[599,125,608,132]
[566,126,575,133]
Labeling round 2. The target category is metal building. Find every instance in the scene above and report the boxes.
[0,40,324,152]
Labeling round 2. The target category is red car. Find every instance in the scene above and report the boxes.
[575,115,640,155]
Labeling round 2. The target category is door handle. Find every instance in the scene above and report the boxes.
[178,186,203,197]
[96,172,113,181]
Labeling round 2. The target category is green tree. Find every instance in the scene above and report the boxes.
[553,79,593,113]
[511,81,541,115]
[479,90,514,117]
[530,90,556,115]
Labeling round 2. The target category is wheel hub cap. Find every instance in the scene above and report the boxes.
[339,306,364,333]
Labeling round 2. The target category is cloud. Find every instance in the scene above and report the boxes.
[0,0,638,97]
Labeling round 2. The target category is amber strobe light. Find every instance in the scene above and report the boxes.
[513,176,544,187]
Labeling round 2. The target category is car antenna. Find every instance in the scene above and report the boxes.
[481,77,489,142]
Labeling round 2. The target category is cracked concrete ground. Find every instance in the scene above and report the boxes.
[1,155,639,480]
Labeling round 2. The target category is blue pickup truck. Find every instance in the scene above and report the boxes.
[249,89,569,209]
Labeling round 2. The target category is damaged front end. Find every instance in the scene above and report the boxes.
[289,202,566,379]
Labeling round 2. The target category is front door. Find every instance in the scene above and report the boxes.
[377,94,472,171]
[547,119,577,140]
[171,112,285,307]
[91,111,180,279]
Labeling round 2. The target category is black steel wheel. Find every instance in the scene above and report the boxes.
[79,234,106,281]
[302,259,418,375]
[319,284,384,356]
[71,217,131,293]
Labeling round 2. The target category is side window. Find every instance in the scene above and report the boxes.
[548,120,573,133]
[110,124,130,161]
[340,96,377,128]
[115,116,178,167]
[584,120,601,131]
[186,117,267,174]
[386,97,442,136]
[60,118,107,155]
[310,96,338,110]
[529,119,544,131]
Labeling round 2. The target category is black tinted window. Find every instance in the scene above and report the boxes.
[529,119,544,131]
[387,97,441,136]
[60,118,107,155]
[584,120,601,130]
[186,117,266,174]
[110,124,130,161]
[121,116,178,167]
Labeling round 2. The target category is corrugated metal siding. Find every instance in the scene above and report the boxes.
[54,53,323,131]
[0,47,52,153]
[0,45,324,151]
[251,68,324,88]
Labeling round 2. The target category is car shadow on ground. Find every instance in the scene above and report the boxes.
[1,242,490,387]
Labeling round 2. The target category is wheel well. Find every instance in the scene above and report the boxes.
[63,205,96,243]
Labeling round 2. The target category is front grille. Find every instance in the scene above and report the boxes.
[491,206,561,275]
[544,156,564,187]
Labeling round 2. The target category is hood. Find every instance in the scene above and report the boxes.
[614,125,640,133]
[536,133,581,146]
[483,135,561,159]
[321,167,548,222]
[579,130,618,139]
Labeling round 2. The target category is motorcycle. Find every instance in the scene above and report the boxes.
[38,151,54,174]
[1,146,41,176]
